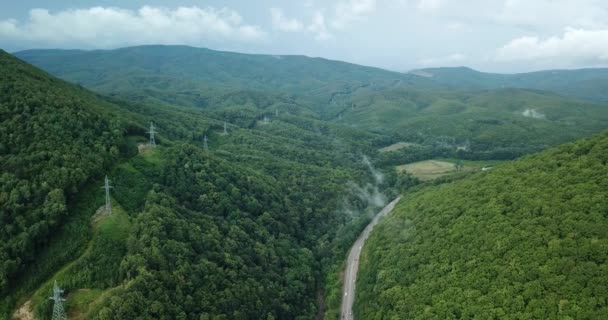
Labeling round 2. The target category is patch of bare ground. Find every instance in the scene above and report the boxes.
[12,300,33,320]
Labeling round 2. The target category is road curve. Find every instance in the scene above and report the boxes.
[340,196,402,320]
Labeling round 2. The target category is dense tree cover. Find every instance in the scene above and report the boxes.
[1,51,391,319]
[17,46,608,158]
[7,44,608,320]
[0,50,126,296]
[96,145,320,319]
[16,45,430,118]
[342,87,608,156]
[356,132,608,319]
[411,66,608,102]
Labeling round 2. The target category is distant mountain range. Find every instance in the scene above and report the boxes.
[410,66,608,102]
[15,45,608,158]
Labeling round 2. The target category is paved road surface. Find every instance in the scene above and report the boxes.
[340,197,401,320]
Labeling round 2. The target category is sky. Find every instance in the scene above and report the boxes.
[1,0,607,73]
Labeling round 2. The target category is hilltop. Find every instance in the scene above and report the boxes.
[411,66,608,102]
[356,131,608,318]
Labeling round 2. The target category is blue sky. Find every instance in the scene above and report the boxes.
[1,0,608,73]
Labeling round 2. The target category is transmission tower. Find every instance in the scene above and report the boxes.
[275,108,279,117]
[147,121,157,146]
[49,280,67,320]
[203,135,209,152]
[101,175,113,214]
[223,122,228,135]
[263,116,269,125]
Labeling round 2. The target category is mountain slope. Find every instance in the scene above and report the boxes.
[16,46,608,161]
[1,50,395,319]
[337,85,608,158]
[356,131,608,318]
[0,48,128,296]
[15,45,432,117]
[411,67,608,102]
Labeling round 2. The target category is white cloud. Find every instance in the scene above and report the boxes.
[331,0,377,30]
[308,11,332,40]
[417,0,443,12]
[496,28,608,64]
[0,6,265,48]
[269,1,376,41]
[270,8,304,32]
[496,0,608,30]
[418,53,466,66]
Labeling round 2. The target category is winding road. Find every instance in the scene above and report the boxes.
[340,196,401,320]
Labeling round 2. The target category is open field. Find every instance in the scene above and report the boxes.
[397,160,459,181]
[378,142,420,153]
[396,159,502,181]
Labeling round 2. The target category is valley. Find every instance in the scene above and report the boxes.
[2,43,608,320]
[341,197,401,320]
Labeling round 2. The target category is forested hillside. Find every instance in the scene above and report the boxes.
[5,43,608,320]
[411,66,608,102]
[15,45,430,118]
[0,49,127,296]
[0,50,394,319]
[340,86,608,158]
[17,46,608,160]
[356,132,608,319]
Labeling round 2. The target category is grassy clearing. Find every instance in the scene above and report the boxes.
[378,142,420,153]
[66,289,104,320]
[396,159,502,181]
[30,202,132,319]
[397,160,458,181]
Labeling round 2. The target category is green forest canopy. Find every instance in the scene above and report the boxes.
[357,131,608,319]
[0,49,395,319]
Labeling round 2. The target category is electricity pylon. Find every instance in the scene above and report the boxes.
[203,135,209,152]
[223,122,228,135]
[147,121,157,146]
[101,175,112,214]
[49,280,67,320]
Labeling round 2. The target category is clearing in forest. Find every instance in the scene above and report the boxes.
[397,160,461,181]
[397,159,501,181]
[378,142,420,153]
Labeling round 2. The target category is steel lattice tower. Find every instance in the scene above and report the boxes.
[223,122,228,135]
[49,280,67,320]
[101,175,113,214]
[203,135,209,152]
[147,121,157,146]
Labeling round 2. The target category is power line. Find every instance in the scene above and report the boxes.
[49,280,67,320]
[101,175,112,214]
[147,121,157,146]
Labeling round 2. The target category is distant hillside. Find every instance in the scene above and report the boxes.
[16,46,608,160]
[15,45,432,117]
[356,131,608,318]
[338,85,608,158]
[411,66,608,102]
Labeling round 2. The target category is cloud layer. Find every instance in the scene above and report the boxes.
[496,28,608,66]
[270,0,376,40]
[270,8,303,32]
[0,6,265,48]
[1,1,608,72]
